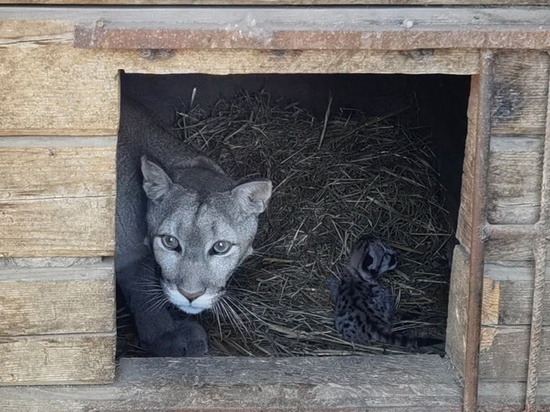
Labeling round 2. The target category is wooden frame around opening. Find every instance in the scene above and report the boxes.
[0,7,549,412]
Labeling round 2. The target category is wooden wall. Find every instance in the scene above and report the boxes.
[0,7,549,410]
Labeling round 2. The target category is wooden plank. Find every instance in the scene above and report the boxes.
[445,244,469,379]
[0,137,115,257]
[479,326,550,381]
[0,333,115,385]
[491,51,550,136]
[0,355,463,410]
[487,137,543,225]
[483,263,550,326]
[0,0,546,5]
[0,196,115,257]
[0,137,116,200]
[0,16,478,136]
[485,236,535,263]
[456,74,480,252]
[478,381,550,412]
[0,263,115,335]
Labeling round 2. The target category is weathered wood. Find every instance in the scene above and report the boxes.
[479,326,550,381]
[0,196,115,257]
[0,263,115,335]
[478,381,550,412]
[484,236,536,263]
[487,137,543,225]
[0,137,116,257]
[0,16,478,136]
[483,263,550,326]
[0,137,116,200]
[0,355,463,410]
[491,51,550,136]
[0,0,546,5]
[456,74,480,252]
[445,244,469,379]
[0,333,115,385]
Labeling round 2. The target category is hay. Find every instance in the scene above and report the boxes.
[171,90,454,357]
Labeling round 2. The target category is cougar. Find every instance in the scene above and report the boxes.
[116,95,272,356]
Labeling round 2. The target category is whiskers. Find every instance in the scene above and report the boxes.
[211,293,256,339]
[134,260,170,314]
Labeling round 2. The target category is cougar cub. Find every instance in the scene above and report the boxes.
[329,236,440,349]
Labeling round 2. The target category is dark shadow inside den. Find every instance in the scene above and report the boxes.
[116,72,470,358]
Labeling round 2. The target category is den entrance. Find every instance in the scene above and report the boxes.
[117,73,469,358]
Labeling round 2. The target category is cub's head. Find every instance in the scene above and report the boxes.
[141,157,272,314]
[347,236,397,280]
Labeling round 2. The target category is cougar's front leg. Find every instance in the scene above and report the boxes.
[118,256,209,357]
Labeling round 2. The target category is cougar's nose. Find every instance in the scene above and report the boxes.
[178,288,205,302]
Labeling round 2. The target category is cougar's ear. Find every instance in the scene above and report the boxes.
[141,156,173,202]
[231,180,272,215]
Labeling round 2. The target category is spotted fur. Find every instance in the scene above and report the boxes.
[330,236,441,349]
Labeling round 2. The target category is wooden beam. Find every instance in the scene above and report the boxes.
[0,333,115,385]
[0,17,478,136]
[482,263,550,326]
[0,262,115,335]
[0,0,547,5]
[0,196,115,257]
[0,356,463,410]
[0,137,116,200]
[479,326,550,381]
[490,51,550,136]
[0,138,116,257]
[487,137,544,225]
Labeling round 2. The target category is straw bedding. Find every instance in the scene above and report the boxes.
[163,90,454,357]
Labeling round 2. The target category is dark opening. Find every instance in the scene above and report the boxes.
[117,73,470,358]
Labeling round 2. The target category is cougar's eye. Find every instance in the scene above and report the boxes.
[160,235,180,250]
[211,240,232,255]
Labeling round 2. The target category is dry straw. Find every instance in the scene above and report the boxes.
[166,90,454,357]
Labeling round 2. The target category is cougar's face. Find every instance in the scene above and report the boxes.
[141,157,271,315]
[149,192,258,314]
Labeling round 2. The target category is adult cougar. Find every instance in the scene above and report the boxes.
[116,96,272,356]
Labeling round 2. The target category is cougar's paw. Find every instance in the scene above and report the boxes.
[148,319,208,357]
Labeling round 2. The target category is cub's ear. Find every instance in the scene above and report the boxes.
[141,156,173,202]
[231,180,272,215]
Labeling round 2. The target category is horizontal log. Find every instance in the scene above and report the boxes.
[0,263,115,335]
[0,355,462,410]
[0,196,115,257]
[0,333,115,385]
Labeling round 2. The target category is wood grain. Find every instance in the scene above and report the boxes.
[487,137,543,225]
[0,355,462,410]
[0,333,115,385]
[0,16,478,136]
[479,326,550,381]
[0,196,115,257]
[0,138,116,257]
[445,244,469,379]
[483,263,550,326]
[491,51,550,136]
[478,381,550,412]
[456,74,480,252]
[0,263,115,335]
[0,0,546,5]
[0,138,116,200]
